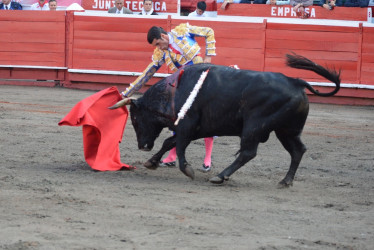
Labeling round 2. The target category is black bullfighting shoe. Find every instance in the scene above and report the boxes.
[159,161,176,167]
[198,164,211,173]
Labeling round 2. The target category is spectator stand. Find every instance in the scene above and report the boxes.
[20,0,82,10]
[180,0,217,16]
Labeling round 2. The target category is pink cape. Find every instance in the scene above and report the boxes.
[58,87,133,171]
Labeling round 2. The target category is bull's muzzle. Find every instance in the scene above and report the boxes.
[108,98,132,110]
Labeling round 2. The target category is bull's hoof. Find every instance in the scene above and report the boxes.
[183,165,195,180]
[143,160,158,170]
[277,179,293,188]
[209,176,227,184]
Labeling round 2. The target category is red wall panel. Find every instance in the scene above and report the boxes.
[70,15,168,74]
[0,11,373,103]
[0,11,66,68]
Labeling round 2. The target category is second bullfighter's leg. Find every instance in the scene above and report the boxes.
[144,135,176,169]
[275,131,306,187]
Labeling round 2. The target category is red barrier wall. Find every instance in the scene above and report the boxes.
[264,22,360,83]
[0,11,66,86]
[0,11,373,105]
[171,18,266,72]
[361,25,374,85]
[65,13,170,89]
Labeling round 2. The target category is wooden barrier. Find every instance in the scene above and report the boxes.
[0,11,66,87]
[264,21,360,83]
[65,13,170,89]
[0,10,373,105]
[217,3,372,22]
[171,17,266,72]
[361,25,374,85]
[66,14,374,104]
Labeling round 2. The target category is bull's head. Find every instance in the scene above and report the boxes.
[109,97,164,151]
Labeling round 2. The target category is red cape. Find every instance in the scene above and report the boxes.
[58,87,133,171]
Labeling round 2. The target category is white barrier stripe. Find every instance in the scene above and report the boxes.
[190,15,363,26]
[363,22,374,27]
[68,69,171,78]
[309,82,374,90]
[0,65,67,70]
[68,69,374,90]
[267,18,360,27]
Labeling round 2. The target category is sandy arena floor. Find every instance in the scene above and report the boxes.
[0,85,373,250]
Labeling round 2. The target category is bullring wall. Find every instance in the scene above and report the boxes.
[0,10,373,105]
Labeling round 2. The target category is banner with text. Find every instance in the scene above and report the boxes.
[81,0,178,13]
[217,4,371,22]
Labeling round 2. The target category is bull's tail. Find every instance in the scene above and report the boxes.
[286,53,341,97]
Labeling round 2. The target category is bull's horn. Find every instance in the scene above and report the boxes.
[108,98,132,109]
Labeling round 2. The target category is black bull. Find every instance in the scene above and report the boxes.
[111,54,341,186]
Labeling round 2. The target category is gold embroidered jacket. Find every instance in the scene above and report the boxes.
[122,23,216,97]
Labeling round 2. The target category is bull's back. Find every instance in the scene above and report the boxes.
[175,64,308,137]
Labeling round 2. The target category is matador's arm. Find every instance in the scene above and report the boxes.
[121,49,164,97]
[187,25,216,57]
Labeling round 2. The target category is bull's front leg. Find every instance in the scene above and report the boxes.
[144,135,176,170]
[176,138,195,180]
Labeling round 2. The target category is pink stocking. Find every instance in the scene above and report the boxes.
[204,137,214,167]
[162,147,177,163]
